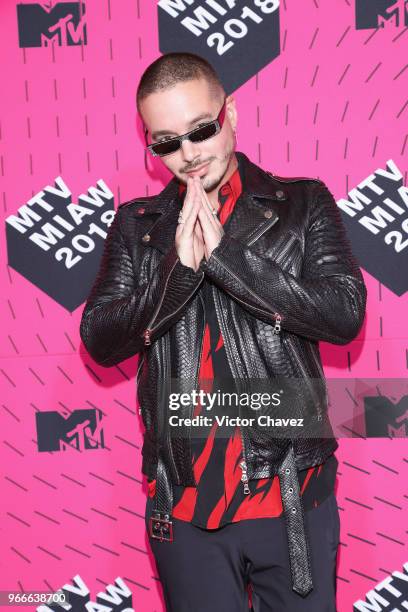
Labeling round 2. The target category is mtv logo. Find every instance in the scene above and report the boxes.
[17,2,87,48]
[6,177,115,312]
[355,0,408,29]
[158,0,280,95]
[337,164,408,297]
[364,395,408,437]
[353,562,408,611]
[340,209,408,297]
[36,409,104,452]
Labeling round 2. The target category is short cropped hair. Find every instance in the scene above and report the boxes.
[136,52,225,115]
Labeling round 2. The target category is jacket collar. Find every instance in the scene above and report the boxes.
[137,151,288,254]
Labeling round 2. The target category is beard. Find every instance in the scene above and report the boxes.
[179,139,236,192]
[203,146,236,192]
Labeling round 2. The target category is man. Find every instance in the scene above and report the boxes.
[80,52,367,611]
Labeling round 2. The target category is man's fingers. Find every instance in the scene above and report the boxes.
[194,213,204,237]
[195,176,219,228]
[176,178,199,241]
[182,176,197,215]
[180,179,200,236]
[197,207,214,243]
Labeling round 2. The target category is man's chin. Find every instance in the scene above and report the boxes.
[202,172,226,193]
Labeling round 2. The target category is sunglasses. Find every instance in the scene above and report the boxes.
[145,98,227,157]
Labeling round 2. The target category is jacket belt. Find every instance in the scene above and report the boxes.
[149,443,314,597]
[278,443,314,596]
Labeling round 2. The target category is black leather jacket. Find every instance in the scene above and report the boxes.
[80,151,366,595]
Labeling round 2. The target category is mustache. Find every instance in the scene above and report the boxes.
[183,159,212,173]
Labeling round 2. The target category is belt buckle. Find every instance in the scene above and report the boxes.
[149,512,173,542]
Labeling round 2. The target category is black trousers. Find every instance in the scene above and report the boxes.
[145,491,340,612]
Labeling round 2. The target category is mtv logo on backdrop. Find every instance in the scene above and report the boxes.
[36,409,104,452]
[336,160,408,296]
[365,395,408,437]
[158,0,281,94]
[355,0,408,29]
[17,1,87,47]
[35,575,134,611]
[353,561,408,611]
[6,177,115,311]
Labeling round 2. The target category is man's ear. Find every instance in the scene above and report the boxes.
[226,95,238,130]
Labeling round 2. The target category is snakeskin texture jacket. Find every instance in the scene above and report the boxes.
[80,151,367,487]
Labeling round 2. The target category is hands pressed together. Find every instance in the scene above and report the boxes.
[175,175,225,272]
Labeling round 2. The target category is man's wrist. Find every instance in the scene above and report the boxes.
[199,235,229,272]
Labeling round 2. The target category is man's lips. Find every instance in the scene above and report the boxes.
[185,162,210,176]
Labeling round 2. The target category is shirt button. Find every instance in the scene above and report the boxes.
[276,190,285,200]
[142,234,150,242]
[264,210,273,218]
[137,207,145,214]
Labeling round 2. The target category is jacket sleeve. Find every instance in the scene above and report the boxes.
[199,180,367,345]
[79,206,204,366]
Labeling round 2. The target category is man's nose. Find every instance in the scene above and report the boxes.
[180,138,201,163]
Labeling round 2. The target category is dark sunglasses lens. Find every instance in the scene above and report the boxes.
[190,123,217,143]
[150,121,218,156]
[151,139,181,156]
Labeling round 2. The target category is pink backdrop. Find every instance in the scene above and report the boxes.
[1,1,407,610]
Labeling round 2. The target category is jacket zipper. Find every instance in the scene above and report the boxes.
[210,253,282,334]
[189,291,206,487]
[274,234,298,266]
[164,333,180,482]
[136,353,145,385]
[135,354,145,418]
[308,344,326,422]
[247,213,279,246]
[143,263,204,346]
[309,343,325,380]
[239,460,250,494]
[143,257,179,346]
[211,285,252,495]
